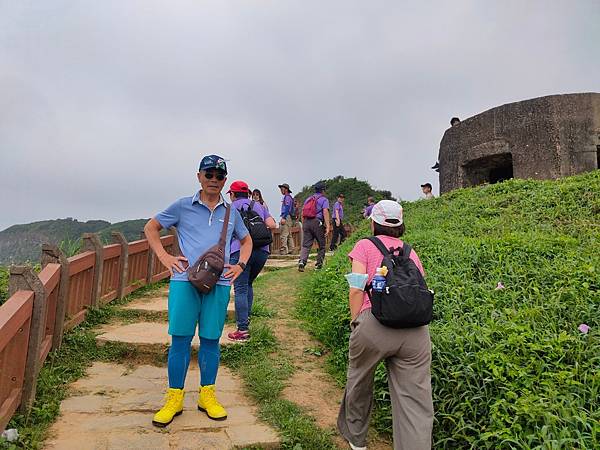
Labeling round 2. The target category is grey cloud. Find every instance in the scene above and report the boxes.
[1,0,599,230]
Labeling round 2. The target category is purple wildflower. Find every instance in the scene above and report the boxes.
[578,324,590,334]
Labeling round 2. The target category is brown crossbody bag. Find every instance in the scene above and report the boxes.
[186,205,231,294]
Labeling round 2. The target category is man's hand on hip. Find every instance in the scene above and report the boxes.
[223,263,244,282]
[158,253,188,277]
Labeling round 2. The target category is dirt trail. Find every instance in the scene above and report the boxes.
[261,268,391,450]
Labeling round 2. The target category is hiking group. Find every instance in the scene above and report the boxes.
[144,154,434,450]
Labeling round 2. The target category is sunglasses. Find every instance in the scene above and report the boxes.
[203,171,226,181]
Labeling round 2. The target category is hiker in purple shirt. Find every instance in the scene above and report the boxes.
[228,180,276,342]
[298,181,330,271]
[363,197,375,218]
[330,193,347,251]
[252,189,270,211]
[278,183,295,255]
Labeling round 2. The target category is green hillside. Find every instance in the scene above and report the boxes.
[299,171,599,448]
[294,175,394,224]
[0,218,148,265]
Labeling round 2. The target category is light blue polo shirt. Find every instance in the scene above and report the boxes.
[155,191,249,285]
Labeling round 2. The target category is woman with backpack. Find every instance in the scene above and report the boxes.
[228,181,276,342]
[338,200,433,450]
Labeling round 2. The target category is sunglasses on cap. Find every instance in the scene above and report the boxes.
[203,170,226,181]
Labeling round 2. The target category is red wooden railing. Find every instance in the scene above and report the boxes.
[150,235,175,283]
[0,291,33,431]
[0,228,178,428]
[37,263,61,364]
[124,240,149,296]
[270,224,352,253]
[100,244,121,305]
[64,251,95,330]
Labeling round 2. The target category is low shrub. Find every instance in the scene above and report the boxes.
[298,172,600,448]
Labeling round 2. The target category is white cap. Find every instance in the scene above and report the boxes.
[370,200,403,227]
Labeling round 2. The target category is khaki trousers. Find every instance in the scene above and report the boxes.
[338,309,433,450]
[279,215,295,254]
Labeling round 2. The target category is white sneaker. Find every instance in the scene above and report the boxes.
[348,441,367,450]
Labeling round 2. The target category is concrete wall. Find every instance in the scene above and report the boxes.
[438,93,600,193]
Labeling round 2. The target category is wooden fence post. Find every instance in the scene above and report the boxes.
[169,227,181,256]
[112,232,128,299]
[141,231,154,284]
[8,266,46,413]
[41,244,70,351]
[82,233,103,308]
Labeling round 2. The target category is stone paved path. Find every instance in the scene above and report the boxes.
[44,285,279,450]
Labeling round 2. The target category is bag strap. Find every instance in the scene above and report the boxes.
[366,236,391,257]
[249,200,256,211]
[402,243,412,259]
[314,193,324,213]
[218,205,231,250]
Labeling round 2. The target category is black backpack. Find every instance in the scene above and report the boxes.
[366,237,434,328]
[240,201,273,249]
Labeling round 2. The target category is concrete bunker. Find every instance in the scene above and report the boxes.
[437,93,600,193]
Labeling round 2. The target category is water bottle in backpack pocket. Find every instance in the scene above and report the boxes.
[366,237,434,328]
[372,267,387,292]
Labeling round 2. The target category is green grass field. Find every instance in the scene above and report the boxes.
[299,171,600,449]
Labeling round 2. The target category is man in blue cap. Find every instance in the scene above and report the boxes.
[144,154,253,427]
[298,181,330,271]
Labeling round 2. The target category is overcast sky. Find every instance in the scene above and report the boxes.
[1,1,599,231]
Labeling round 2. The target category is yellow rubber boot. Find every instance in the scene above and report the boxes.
[197,385,227,420]
[152,388,184,427]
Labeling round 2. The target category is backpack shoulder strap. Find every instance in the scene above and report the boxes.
[249,200,256,211]
[366,236,391,257]
[402,243,412,259]
[218,205,231,249]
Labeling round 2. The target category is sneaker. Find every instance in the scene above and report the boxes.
[298,262,305,272]
[152,388,184,427]
[198,385,227,420]
[348,442,367,450]
[227,329,249,342]
[315,264,323,270]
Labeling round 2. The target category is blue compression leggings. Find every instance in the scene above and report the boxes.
[167,335,220,388]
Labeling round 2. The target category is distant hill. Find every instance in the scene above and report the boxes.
[0,218,148,265]
[295,175,395,224]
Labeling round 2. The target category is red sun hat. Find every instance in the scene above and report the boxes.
[227,180,250,194]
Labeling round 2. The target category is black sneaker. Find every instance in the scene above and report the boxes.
[315,264,323,270]
[298,262,305,272]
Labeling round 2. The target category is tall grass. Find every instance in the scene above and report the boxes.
[298,171,600,449]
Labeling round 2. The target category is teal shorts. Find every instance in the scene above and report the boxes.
[168,281,231,339]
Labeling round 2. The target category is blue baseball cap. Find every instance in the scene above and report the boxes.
[314,181,327,192]
[199,154,228,174]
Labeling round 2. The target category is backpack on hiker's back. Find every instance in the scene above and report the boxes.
[289,196,298,221]
[239,201,273,249]
[302,194,322,219]
[366,236,434,328]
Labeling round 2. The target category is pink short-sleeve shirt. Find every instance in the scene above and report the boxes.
[348,235,425,313]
